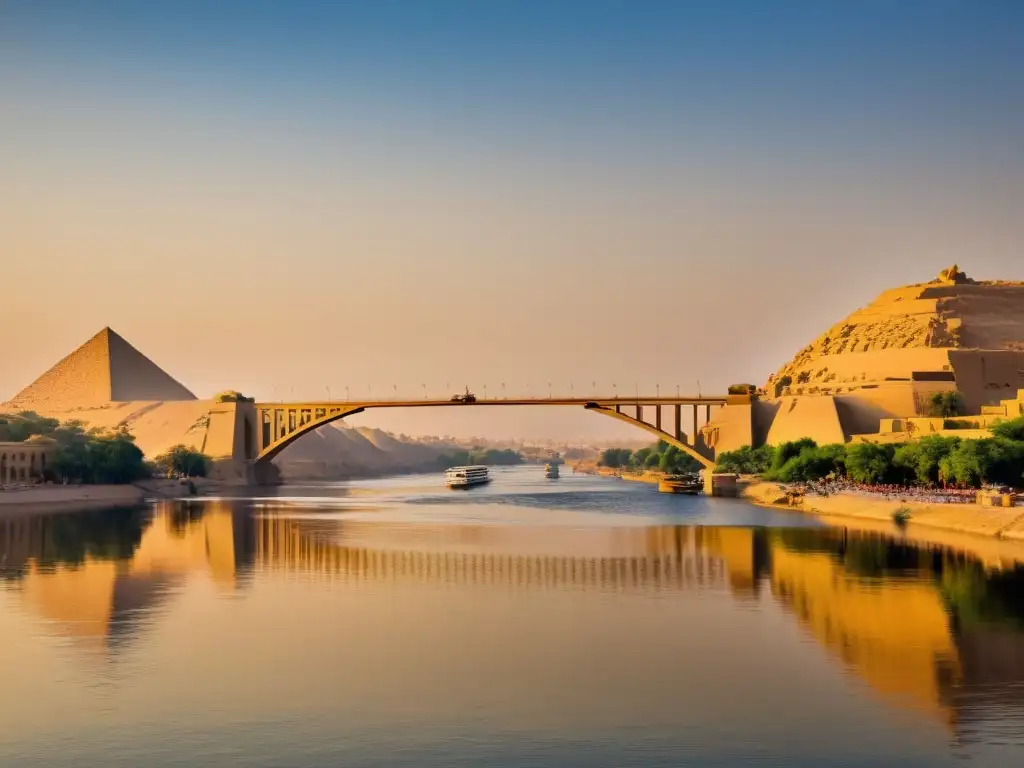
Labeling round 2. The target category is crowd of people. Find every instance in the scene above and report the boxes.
[798,477,982,504]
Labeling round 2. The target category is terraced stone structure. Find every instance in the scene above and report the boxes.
[705,267,1024,452]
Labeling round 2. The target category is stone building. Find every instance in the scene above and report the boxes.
[0,438,56,485]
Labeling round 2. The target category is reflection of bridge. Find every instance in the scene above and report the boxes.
[247,396,728,468]
[255,517,738,592]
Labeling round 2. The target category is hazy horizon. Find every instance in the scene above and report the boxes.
[3,1,1023,439]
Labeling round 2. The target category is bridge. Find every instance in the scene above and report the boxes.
[247,395,729,468]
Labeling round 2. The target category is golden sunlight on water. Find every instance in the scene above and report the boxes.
[1,484,1024,766]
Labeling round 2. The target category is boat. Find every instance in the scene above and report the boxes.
[445,465,490,488]
[658,473,703,495]
[544,462,560,479]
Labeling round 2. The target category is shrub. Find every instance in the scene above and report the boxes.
[893,507,912,526]
[215,390,255,403]
[727,384,756,396]
[925,391,964,418]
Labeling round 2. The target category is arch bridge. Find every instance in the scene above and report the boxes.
[245,395,727,469]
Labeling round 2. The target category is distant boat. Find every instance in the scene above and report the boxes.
[544,463,560,479]
[445,465,490,488]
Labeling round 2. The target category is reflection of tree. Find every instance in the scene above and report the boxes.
[941,564,1024,632]
[30,508,148,570]
[168,501,207,537]
[773,527,1024,631]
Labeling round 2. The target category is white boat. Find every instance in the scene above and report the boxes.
[445,465,491,488]
[544,463,560,479]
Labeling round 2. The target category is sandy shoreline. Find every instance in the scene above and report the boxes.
[0,485,148,516]
[0,478,219,517]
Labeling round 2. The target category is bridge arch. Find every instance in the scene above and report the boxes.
[583,404,714,468]
[251,398,722,467]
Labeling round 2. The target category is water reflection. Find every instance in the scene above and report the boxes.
[2,501,1024,748]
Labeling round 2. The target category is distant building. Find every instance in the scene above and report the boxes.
[0,438,56,485]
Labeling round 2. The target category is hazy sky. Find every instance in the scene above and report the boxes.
[2,1,1023,439]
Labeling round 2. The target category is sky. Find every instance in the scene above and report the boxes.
[2,1,1023,440]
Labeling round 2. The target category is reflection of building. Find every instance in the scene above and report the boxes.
[0,501,255,652]
[768,532,962,724]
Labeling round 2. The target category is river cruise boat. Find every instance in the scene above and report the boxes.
[445,465,491,488]
[544,462,560,479]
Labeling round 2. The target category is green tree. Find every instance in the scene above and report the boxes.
[715,445,776,475]
[0,411,61,442]
[154,445,211,478]
[844,442,895,484]
[892,435,960,486]
[770,439,817,473]
[598,447,632,468]
[939,441,988,487]
[991,416,1024,442]
[48,428,149,484]
[765,444,844,482]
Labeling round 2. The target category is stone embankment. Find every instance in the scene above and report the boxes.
[742,479,1024,543]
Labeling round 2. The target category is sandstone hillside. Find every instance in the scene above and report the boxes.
[769,267,1024,396]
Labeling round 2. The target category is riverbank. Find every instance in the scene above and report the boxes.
[572,463,667,484]
[0,484,148,516]
[0,477,225,517]
[742,479,1024,544]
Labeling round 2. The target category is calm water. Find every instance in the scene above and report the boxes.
[2,466,1024,766]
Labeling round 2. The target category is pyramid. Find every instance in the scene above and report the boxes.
[8,328,196,409]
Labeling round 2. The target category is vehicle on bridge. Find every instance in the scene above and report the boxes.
[450,388,477,403]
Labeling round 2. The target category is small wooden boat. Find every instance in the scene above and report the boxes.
[658,473,702,494]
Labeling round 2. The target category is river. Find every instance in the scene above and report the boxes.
[1,465,1023,766]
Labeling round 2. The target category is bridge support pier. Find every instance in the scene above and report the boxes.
[705,472,738,497]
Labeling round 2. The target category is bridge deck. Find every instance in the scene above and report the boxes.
[254,396,727,409]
